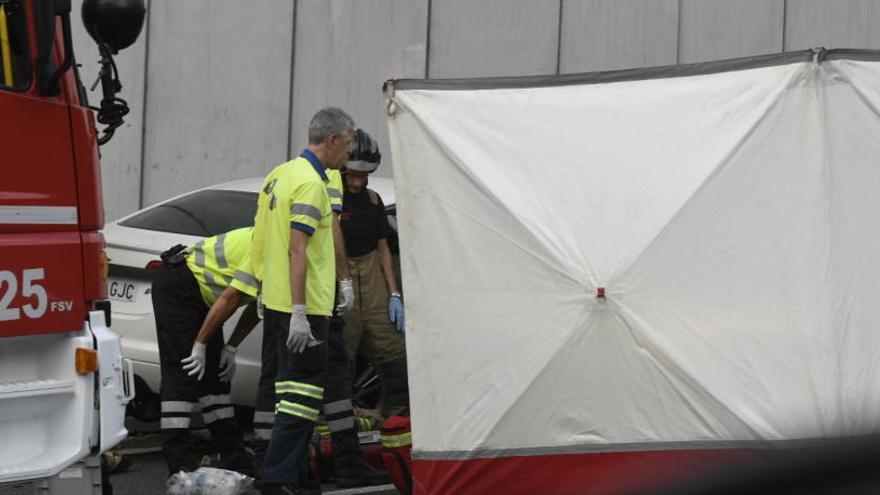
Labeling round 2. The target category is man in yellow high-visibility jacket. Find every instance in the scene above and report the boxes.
[250,156,388,489]
[151,227,259,476]
[252,107,354,494]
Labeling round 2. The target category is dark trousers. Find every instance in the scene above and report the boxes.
[151,263,243,474]
[324,315,359,439]
[253,314,281,445]
[261,309,330,485]
[323,316,364,468]
[254,314,361,472]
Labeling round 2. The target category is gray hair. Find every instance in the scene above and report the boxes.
[308,107,354,144]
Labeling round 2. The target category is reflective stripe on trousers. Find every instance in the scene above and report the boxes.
[200,394,234,424]
[161,400,195,430]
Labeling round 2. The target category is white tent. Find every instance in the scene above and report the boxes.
[385,50,880,494]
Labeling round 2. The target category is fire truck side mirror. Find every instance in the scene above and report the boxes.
[80,0,145,145]
[81,0,145,53]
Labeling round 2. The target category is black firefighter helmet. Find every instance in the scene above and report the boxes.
[347,128,381,174]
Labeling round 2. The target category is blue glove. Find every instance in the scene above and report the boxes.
[388,293,405,333]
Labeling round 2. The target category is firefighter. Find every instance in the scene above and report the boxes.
[151,226,259,476]
[340,129,409,418]
[320,159,390,487]
[249,162,389,488]
[253,107,356,495]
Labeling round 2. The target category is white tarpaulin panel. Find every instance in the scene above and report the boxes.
[386,51,880,467]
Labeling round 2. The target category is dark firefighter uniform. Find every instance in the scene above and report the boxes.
[341,182,409,416]
[151,227,259,474]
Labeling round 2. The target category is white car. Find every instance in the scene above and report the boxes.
[103,176,397,420]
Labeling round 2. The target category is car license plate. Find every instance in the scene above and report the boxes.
[108,278,140,303]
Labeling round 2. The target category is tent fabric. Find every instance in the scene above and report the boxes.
[412,449,759,495]
[385,51,880,493]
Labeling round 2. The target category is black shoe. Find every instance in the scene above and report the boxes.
[260,484,322,495]
[215,450,256,477]
[335,459,390,488]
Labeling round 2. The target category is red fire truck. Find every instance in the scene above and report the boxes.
[0,0,144,492]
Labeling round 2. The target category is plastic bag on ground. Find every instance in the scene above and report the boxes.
[166,467,253,495]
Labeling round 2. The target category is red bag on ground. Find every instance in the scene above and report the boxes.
[381,416,413,495]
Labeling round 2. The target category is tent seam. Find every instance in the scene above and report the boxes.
[610,63,806,288]
[392,95,590,287]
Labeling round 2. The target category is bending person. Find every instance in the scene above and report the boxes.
[151,226,259,476]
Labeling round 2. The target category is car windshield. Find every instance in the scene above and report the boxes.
[120,190,258,237]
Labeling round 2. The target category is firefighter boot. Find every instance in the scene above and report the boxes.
[214,449,255,477]
[333,428,390,487]
[260,484,321,495]
[377,357,410,418]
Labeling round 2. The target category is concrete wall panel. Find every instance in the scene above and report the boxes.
[679,0,784,63]
[72,0,148,221]
[785,0,880,51]
[428,0,560,78]
[560,0,678,73]
[89,1,879,207]
[290,0,428,178]
[141,0,294,206]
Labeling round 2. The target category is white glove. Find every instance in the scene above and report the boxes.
[218,344,237,383]
[181,341,207,381]
[256,294,265,320]
[336,279,354,313]
[287,305,313,353]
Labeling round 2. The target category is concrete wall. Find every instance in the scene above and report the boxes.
[428,0,560,77]
[289,0,427,176]
[70,0,880,221]
[560,0,679,73]
[678,0,784,63]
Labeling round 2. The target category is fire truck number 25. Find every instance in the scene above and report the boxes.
[0,269,72,321]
